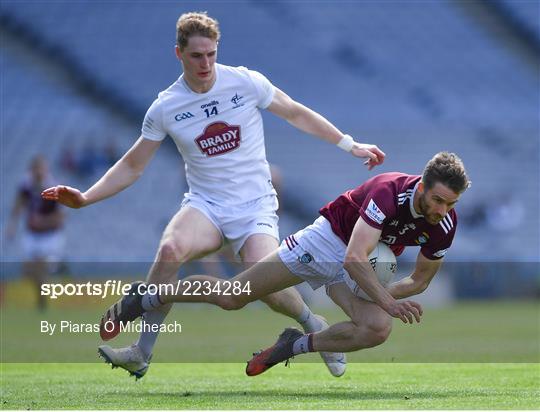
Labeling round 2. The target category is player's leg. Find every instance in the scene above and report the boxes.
[246,282,391,376]
[21,233,51,311]
[241,233,346,345]
[229,197,326,330]
[198,244,242,278]
[312,282,392,352]
[100,249,309,378]
[145,206,223,288]
[239,234,306,318]
[159,248,304,308]
[134,206,224,355]
[98,206,223,377]
[22,258,48,311]
[100,206,223,333]
[240,233,347,377]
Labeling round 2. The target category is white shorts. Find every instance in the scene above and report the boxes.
[278,216,390,300]
[181,194,279,255]
[278,216,348,290]
[21,230,65,261]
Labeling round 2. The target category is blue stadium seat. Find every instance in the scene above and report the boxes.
[1,1,537,261]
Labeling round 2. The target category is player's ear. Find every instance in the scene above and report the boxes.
[418,181,425,194]
[175,45,182,61]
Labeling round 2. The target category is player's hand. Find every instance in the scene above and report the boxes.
[350,143,386,170]
[384,300,423,324]
[41,185,87,209]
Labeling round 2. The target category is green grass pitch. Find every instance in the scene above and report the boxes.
[1,301,539,409]
[1,363,539,409]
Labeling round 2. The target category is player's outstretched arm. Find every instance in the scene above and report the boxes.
[344,217,423,324]
[386,251,442,299]
[267,88,385,170]
[42,137,161,208]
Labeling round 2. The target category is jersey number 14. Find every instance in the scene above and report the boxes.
[204,107,218,118]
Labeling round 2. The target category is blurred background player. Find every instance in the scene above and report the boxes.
[5,155,65,311]
[42,11,385,378]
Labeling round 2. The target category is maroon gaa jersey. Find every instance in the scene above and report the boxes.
[19,177,62,233]
[319,173,457,260]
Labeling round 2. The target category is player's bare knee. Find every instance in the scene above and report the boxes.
[366,321,392,347]
[157,240,187,264]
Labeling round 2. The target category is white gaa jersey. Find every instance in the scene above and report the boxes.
[141,63,277,206]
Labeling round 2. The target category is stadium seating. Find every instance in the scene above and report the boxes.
[497,0,540,42]
[1,35,185,263]
[1,1,538,268]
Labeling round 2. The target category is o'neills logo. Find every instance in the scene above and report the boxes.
[195,122,241,157]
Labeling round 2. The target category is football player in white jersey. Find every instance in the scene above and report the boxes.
[42,12,385,379]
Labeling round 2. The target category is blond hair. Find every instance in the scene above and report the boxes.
[176,12,220,51]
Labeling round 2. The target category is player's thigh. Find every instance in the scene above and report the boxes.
[231,250,303,301]
[223,194,279,256]
[239,233,279,269]
[327,282,391,328]
[160,206,223,261]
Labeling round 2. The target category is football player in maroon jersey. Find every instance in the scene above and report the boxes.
[103,152,469,376]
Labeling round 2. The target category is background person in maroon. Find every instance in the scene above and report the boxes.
[110,152,470,376]
[5,156,65,311]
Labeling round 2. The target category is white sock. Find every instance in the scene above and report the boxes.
[297,304,322,332]
[141,292,164,311]
[135,307,169,360]
[292,334,314,355]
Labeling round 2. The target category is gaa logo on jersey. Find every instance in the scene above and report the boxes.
[415,232,430,245]
[175,112,194,121]
[195,122,241,157]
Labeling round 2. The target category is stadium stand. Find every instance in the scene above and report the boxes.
[1,1,538,272]
[496,0,540,43]
[1,35,185,262]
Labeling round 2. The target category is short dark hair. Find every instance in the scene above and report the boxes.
[176,12,220,51]
[422,152,470,194]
